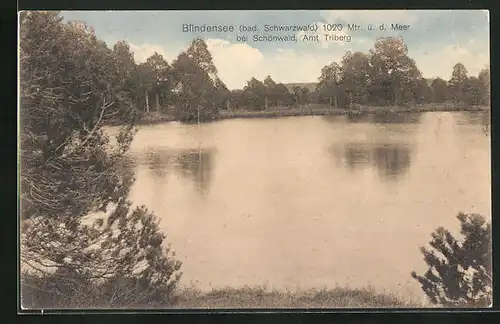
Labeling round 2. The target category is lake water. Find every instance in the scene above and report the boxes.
[125,111,491,302]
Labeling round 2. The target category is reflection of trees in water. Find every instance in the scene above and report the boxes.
[345,113,371,123]
[174,149,214,194]
[344,112,422,124]
[144,149,172,178]
[456,111,490,135]
[330,143,371,170]
[372,144,412,180]
[371,112,421,124]
[329,142,413,181]
[143,147,215,194]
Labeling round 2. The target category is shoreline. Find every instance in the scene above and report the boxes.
[130,105,490,126]
[166,285,427,309]
[21,271,430,308]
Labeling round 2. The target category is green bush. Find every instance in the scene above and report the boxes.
[19,11,182,309]
[411,213,492,307]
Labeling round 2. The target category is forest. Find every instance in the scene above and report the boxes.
[110,34,490,122]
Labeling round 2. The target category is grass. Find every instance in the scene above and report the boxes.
[218,103,489,120]
[21,278,427,309]
[166,285,426,309]
[134,103,489,125]
[21,272,428,309]
[138,111,177,125]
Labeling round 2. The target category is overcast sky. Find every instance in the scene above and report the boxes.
[60,10,490,90]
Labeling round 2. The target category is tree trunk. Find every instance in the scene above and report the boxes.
[145,90,150,113]
[329,96,332,107]
[265,96,268,110]
[334,95,338,109]
[155,91,160,112]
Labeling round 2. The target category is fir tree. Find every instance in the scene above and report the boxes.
[411,213,492,307]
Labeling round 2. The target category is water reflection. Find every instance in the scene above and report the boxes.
[342,112,422,124]
[454,111,490,135]
[145,149,172,178]
[372,145,412,180]
[371,112,421,124]
[124,113,490,297]
[140,147,215,194]
[330,143,371,171]
[345,113,370,123]
[329,142,413,181]
[175,149,214,194]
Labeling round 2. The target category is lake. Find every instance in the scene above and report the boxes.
[125,111,491,303]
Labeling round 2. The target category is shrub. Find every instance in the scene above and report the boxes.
[411,212,492,307]
[21,204,182,308]
[19,11,182,308]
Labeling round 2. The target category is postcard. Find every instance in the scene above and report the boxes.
[19,9,491,310]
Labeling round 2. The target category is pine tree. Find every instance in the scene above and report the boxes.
[20,11,182,308]
[411,213,492,307]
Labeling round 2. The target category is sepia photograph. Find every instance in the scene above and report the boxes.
[19,9,491,310]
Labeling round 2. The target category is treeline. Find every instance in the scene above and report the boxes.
[117,36,490,119]
[113,39,229,122]
[233,37,490,110]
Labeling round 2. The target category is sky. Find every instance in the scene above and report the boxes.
[60,10,490,90]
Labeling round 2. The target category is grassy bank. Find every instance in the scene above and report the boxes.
[166,285,425,309]
[22,275,427,309]
[218,104,489,121]
[134,104,489,126]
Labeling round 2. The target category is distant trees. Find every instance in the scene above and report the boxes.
[368,37,422,106]
[431,78,448,103]
[305,37,488,110]
[95,34,496,117]
[228,37,489,112]
[145,52,172,112]
[341,51,371,107]
[478,68,490,105]
[145,36,491,115]
[28,14,489,121]
[170,38,225,122]
[317,62,344,108]
[77,35,232,122]
[230,76,294,111]
[229,37,490,110]
[411,213,492,307]
[242,77,267,110]
[449,63,469,105]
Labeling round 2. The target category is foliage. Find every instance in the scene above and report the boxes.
[40,19,488,119]
[411,213,492,307]
[478,67,490,105]
[21,203,182,308]
[242,77,267,110]
[317,62,344,107]
[341,51,371,105]
[170,38,222,121]
[20,11,135,220]
[20,11,182,308]
[431,78,448,103]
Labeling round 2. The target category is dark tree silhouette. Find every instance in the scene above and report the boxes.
[20,11,182,309]
[411,213,492,307]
